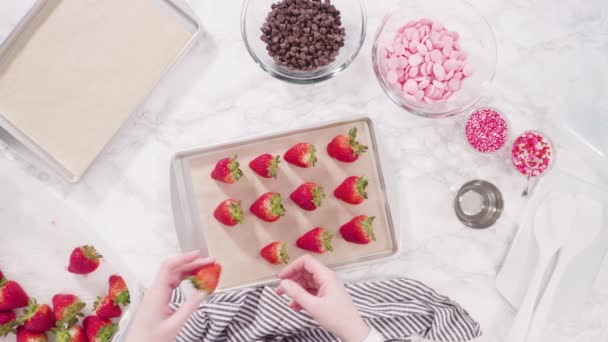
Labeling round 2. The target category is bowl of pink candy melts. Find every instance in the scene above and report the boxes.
[372,0,497,118]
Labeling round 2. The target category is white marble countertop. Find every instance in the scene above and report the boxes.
[1,0,608,341]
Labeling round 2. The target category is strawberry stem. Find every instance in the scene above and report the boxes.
[321,230,334,252]
[279,243,289,264]
[308,144,317,167]
[229,156,244,182]
[356,177,369,199]
[268,155,281,178]
[270,193,286,217]
[230,201,244,224]
[82,245,102,260]
[348,127,368,156]
[312,185,325,208]
[362,216,376,241]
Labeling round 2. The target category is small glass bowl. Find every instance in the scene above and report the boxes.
[241,0,367,84]
[372,0,497,118]
[510,130,556,178]
[463,107,511,155]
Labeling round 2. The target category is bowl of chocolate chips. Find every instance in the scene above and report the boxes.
[241,0,366,84]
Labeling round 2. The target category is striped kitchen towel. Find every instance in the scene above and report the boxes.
[170,278,481,342]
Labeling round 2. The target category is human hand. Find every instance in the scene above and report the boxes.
[276,255,370,342]
[124,250,213,342]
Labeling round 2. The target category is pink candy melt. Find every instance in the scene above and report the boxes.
[511,132,553,176]
[384,18,474,103]
[465,108,508,153]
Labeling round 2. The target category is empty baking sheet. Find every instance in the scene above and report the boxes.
[171,117,398,291]
[0,0,199,181]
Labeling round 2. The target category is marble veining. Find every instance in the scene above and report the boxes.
[1,0,607,341]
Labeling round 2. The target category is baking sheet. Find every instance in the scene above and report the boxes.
[0,0,199,182]
[171,118,398,290]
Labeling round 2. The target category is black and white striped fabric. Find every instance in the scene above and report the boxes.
[170,278,481,342]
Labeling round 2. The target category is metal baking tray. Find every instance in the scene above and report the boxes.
[0,0,200,182]
[170,117,399,292]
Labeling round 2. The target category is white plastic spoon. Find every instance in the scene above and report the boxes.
[525,194,604,341]
[506,191,577,342]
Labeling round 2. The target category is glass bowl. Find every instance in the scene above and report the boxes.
[463,107,511,156]
[372,0,497,118]
[241,0,367,84]
[510,130,556,178]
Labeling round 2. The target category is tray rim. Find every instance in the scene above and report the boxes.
[170,116,401,293]
[0,0,202,183]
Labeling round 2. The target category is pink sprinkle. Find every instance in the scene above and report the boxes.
[511,131,554,176]
[465,108,509,153]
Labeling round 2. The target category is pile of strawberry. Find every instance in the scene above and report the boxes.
[0,245,130,342]
[210,127,377,264]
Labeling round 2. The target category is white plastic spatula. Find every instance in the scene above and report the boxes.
[525,194,604,341]
[506,192,577,342]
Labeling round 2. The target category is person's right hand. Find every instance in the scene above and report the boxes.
[276,255,370,342]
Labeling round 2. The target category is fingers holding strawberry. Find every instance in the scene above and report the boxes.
[327,127,368,163]
[213,199,244,226]
[290,182,325,211]
[211,156,243,184]
[67,245,102,275]
[189,263,222,294]
[334,176,368,205]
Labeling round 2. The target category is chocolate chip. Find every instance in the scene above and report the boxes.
[260,0,346,71]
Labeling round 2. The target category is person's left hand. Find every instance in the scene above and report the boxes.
[124,250,213,342]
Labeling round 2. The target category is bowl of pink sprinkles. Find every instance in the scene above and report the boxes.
[372,0,497,118]
[511,131,555,177]
[465,107,509,154]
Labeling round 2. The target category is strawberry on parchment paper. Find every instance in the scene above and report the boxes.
[290,182,325,211]
[284,143,317,168]
[108,275,130,306]
[51,324,87,342]
[249,154,281,178]
[67,245,102,275]
[296,227,334,254]
[340,215,376,244]
[189,263,222,294]
[0,278,29,310]
[22,298,56,333]
[327,127,368,163]
[260,242,289,265]
[334,176,368,205]
[211,156,243,184]
[16,326,47,342]
[213,199,244,226]
[52,294,85,329]
[83,315,116,342]
[250,192,286,222]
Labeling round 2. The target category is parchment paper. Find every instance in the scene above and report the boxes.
[187,121,396,290]
[0,0,192,179]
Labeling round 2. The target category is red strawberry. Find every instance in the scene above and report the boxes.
[51,325,86,342]
[213,199,244,226]
[249,154,281,178]
[83,316,116,342]
[108,275,130,306]
[284,143,317,168]
[67,245,102,274]
[0,310,17,337]
[22,299,56,333]
[296,227,334,253]
[334,176,368,205]
[260,242,289,265]
[94,296,121,319]
[327,127,368,162]
[0,278,29,310]
[52,294,85,328]
[211,156,243,184]
[189,263,222,294]
[340,215,376,244]
[290,182,325,211]
[250,192,286,222]
[16,326,47,342]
